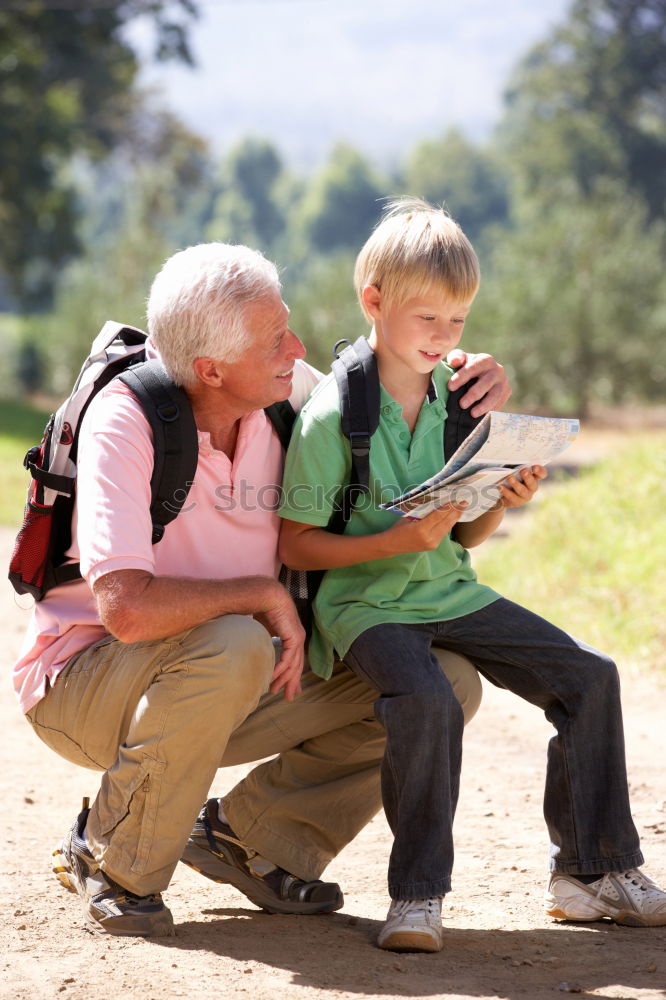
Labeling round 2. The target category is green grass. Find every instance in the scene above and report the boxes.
[474,434,666,676]
[0,397,51,527]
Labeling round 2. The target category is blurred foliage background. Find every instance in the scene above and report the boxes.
[1,0,664,673]
[0,0,664,416]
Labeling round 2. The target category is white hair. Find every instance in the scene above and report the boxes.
[146,242,281,387]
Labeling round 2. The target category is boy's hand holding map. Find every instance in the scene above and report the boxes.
[381,411,579,523]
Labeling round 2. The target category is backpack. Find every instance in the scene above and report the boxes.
[8,321,296,601]
[284,336,483,629]
[329,335,483,532]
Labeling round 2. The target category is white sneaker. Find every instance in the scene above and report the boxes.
[545,869,666,927]
[377,896,444,952]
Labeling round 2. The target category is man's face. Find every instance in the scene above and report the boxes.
[219,289,306,410]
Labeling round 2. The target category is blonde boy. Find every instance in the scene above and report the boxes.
[278,199,666,952]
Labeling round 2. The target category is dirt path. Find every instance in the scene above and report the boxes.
[2,522,665,1000]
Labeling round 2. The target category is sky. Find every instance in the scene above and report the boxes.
[129,0,572,168]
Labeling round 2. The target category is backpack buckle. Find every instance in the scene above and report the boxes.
[348,431,370,457]
[333,338,352,359]
[151,523,165,544]
[23,445,42,471]
[156,402,179,423]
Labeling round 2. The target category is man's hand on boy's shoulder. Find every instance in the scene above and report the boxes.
[446,350,511,417]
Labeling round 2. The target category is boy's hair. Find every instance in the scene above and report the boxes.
[354,197,480,322]
[147,242,281,388]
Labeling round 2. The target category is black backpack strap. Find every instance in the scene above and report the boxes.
[330,342,482,521]
[266,398,319,632]
[51,561,85,588]
[331,336,381,532]
[443,378,483,462]
[118,360,199,544]
[264,399,297,451]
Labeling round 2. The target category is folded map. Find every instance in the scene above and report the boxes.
[380,411,579,522]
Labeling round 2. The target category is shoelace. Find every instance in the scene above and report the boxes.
[620,869,662,893]
[594,869,660,899]
[390,897,441,921]
[624,870,647,891]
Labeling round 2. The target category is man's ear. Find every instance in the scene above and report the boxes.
[361,284,382,318]
[192,356,224,387]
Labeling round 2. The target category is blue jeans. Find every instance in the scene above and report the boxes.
[344,598,643,900]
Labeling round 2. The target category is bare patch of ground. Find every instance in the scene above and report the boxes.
[2,506,665,1000]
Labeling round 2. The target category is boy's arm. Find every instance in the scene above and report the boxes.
[279,504,467,570]
[454,465,548,548]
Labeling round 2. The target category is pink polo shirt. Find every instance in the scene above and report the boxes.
[13,358,321,714]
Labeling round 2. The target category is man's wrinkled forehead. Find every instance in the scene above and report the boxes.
[240,290,290,337]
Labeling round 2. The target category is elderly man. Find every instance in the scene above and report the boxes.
[15,243,510,937]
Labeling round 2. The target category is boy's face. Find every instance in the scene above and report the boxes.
[365,286,473,377]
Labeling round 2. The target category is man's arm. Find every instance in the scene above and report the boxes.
[291,353,511,420]
[446,350,511,417]
[93,570,305,701]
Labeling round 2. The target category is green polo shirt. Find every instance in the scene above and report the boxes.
[278,358,499,678]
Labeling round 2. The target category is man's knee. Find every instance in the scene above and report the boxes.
[433,649,482,724]
[382,670,461,734]
[180,614,275,695]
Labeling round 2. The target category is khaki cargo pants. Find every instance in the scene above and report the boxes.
[27,614,481,897]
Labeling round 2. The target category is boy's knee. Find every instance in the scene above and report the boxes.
[583,646,619,679]
[596,650,620,689]
[572,646,621,703]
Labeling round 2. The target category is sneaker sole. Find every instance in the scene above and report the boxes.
[545,893,664,928]
[52,843,175,937]
[52,843,77,893]
[378,929,443,953]
[181,839,343,915]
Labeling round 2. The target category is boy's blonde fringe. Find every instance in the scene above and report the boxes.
[354,197,480,321]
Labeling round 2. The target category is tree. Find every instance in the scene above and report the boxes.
[402,129,509,242]
[41,111,216,391]
[468,181,666,416]
[500,0,666,218]
[297,145,387,255]
[283,253,365,374]
[16,339,43,395]
[0,0,198,309]
[207,138,286,252]
[479,0,666,414]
